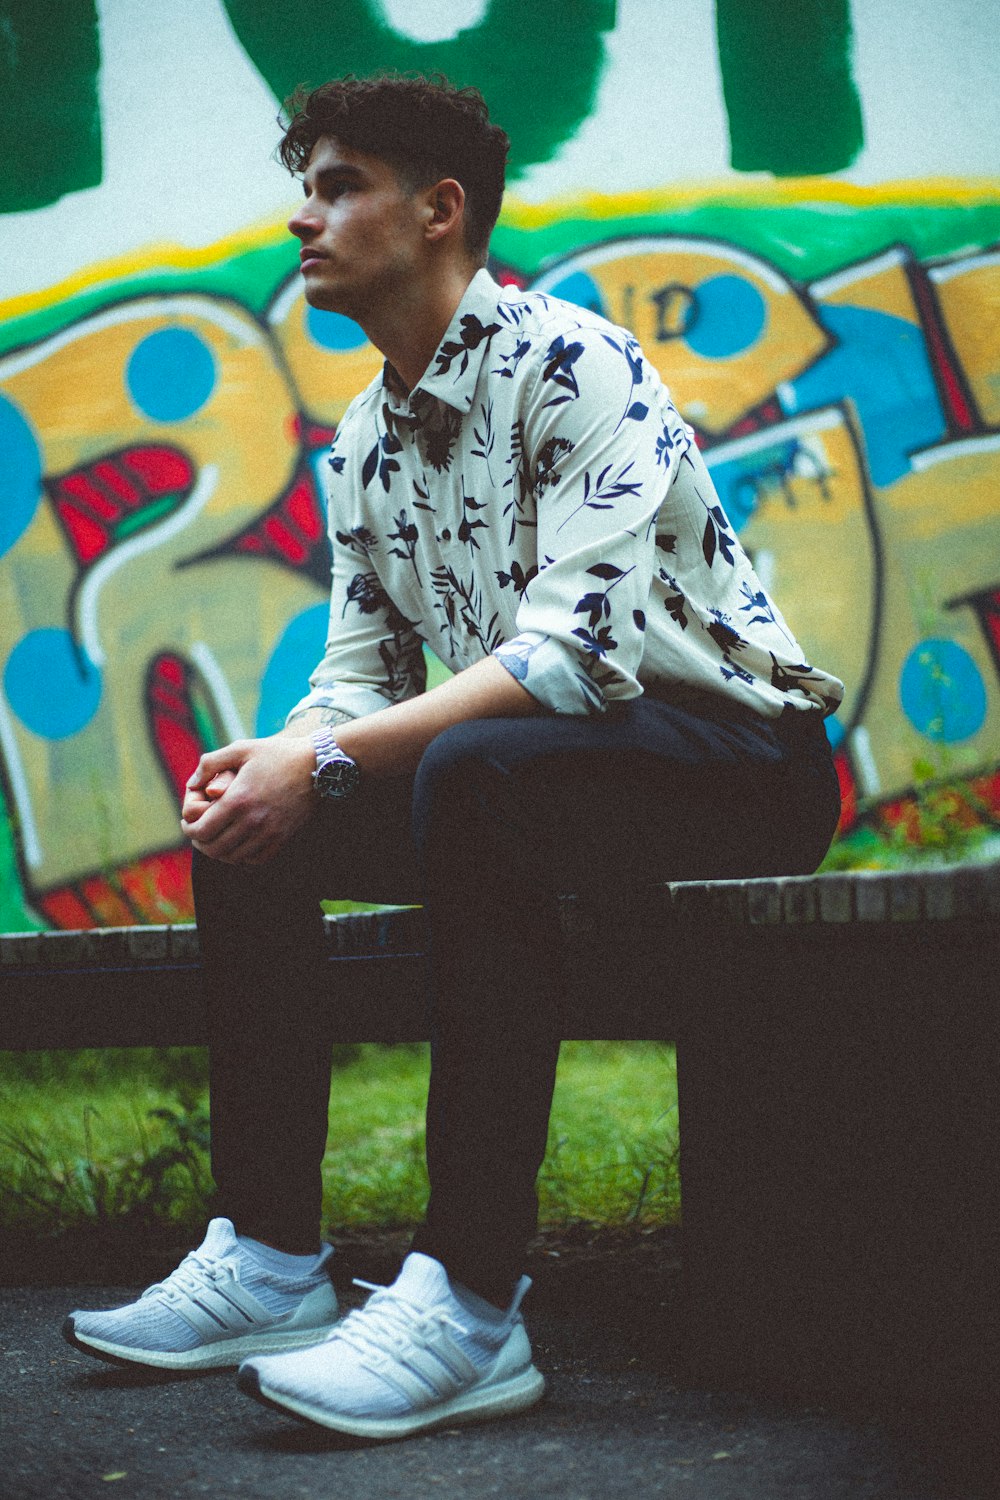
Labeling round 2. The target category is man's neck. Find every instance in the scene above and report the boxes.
[362,263,480,395]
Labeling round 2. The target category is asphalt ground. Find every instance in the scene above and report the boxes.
[0,1230,982,1500]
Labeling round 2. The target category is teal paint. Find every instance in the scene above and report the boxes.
[222,0,615,181]
[716,0,864,176]
[0,0,102,212]
[785,303,946,486]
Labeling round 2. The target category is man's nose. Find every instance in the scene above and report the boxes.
[288,206,320,239]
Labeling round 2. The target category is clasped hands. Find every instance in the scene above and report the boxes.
[180,735,317,866]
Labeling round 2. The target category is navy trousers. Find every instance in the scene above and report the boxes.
[192,693,841,1305]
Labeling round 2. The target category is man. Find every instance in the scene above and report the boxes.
[64,75,843,1440]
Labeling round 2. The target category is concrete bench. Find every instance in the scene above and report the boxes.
[2,860,999,1433]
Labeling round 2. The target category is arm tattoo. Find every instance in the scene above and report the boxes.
[285,704,355,730]
[319,707,355,728]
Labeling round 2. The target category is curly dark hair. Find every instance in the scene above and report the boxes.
[278,74,509,262]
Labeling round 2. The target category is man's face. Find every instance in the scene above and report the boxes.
[287,137,428,324]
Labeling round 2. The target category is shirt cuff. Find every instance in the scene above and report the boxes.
[284,683,392,727]
[493,632,609,715]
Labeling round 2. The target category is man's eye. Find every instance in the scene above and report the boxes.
[303,181,350,203]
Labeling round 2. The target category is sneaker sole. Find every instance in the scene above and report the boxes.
[61,1316,338,1372]
[237,1360,546,1440]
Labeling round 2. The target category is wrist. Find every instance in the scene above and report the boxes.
[310,729,361,801]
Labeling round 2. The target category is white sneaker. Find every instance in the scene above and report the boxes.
[237,1252,545,1440]
[62,1218,339,1370]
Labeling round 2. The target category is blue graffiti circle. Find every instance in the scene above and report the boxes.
[823,714,845,750]
[4,629,103,739]
[255,603,330,737]
[0,394,43,559]
[685,274,767,359]
[543,269,607,317]
[899,638,987,743]
[305,306,369,352]
[126,327,217,422]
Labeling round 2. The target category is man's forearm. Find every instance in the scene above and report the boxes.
[182,659,541,865]
[332,656,541,780]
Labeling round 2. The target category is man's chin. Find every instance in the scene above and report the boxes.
[300,278,369,331]
[301,284,340,312]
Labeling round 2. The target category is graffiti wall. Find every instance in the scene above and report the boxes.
[2,0,999,929]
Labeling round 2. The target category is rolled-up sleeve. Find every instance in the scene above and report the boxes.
[493,329,692,714]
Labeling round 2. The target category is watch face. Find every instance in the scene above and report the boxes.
[316,752,361,799]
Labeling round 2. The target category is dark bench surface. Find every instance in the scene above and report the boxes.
[1,861,997,1050]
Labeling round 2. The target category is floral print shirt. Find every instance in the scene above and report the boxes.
[289,270,843,724]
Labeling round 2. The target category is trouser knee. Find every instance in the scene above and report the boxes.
[412,720,521,887]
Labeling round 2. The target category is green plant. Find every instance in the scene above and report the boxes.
[822,756,1000,872]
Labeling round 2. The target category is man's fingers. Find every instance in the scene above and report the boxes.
[184,794,271,862]
[205,770,236,800]
[183,771,237,837]
[188,798,289,864]
[187,741,252,790]
[180,793,238,845]
[180,794,212,827]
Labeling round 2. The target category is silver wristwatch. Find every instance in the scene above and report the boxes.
[311,729,361,800]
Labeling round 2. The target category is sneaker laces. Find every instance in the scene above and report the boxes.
[140,1248,240,1310]
[329,1277,468,1359]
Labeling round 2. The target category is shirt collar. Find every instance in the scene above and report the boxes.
[382,268,504,416]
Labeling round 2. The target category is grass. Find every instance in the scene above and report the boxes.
[0,1041,679,1248]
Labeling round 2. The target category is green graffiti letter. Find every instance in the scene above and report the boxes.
[223,0,615,181]
[0,0,102,212]
[716,0,864,176]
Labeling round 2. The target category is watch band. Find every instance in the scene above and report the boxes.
[311,729,361,800]
[312,727,344,766]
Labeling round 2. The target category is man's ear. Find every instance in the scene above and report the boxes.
[423,178,466,245]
